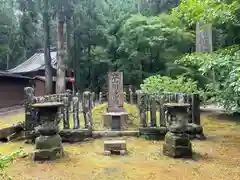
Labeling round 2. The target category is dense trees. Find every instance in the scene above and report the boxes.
[0,0,240,112]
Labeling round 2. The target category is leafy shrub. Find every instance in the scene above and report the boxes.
[175,45,240,112]
[140,75,199,95]
[0,150,28,179]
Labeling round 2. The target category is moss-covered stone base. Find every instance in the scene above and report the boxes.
[33,133,64,161]
[33,146,64,161]
[59,129,92,143]
[185,123,206,140]
[139,127,167,140]
[163,132,192,158]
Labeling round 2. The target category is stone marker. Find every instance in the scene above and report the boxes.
[107,72,125,112]
[104,139,127,155]
[103,72,128,130]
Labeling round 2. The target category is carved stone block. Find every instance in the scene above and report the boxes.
[103,112,128,130]
[104,140,127,155]
[163,131,192,158]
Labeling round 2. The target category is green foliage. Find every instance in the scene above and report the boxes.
[176,45,240,112]
[140,75,199,95]
[117,13,194,85]
[171,0,238,25]
[0,149,28,179]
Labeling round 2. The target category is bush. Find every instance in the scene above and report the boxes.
[140,75,199,95]
[0,150,28,180]
[175,45,240,112]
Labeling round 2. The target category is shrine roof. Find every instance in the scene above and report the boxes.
[7,52,57,73]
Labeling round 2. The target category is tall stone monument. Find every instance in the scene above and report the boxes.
[107,72,125,112]
[196,22,212,53]
[103,72,128,130]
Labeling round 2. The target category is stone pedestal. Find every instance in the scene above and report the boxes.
[34,133,63,161]
[163,130,192,158]
[139,127,167,140]
[103,112,128,130]
[104,140,127,155]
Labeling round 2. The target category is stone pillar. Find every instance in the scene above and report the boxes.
[66,89,72,112]
[62,96,70,129]
[99,92,103,104]
[178,93,185,104]
[136,90,147,127]
[72,94,80,129]
[196,22,212,53]
[192,93,200,125]
[82,91,92,129]
[24,87,37,141]
[150,98,157,127]
[159,95,166,127]
[129,89,134,104]
[91,92,95,107]
[107,72,125,112]
[124,92,127,103]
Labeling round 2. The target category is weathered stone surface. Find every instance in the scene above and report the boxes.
[103,112,128,130]
[35,134,62,150]
[104,140,127,155]
[185,123,206,140]
[36,123,59,136]
[139,127,167,140]
[107,72,125,113]
[164,132,189,146]
[163,131,192,158]
[82,91,93,129]
[0,123,24,140]
[92,130,139,138]
[33,146,64,161]
[59,129,92,143]
[162,142,192,158]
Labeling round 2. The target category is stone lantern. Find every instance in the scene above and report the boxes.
[162,103,192,158]
[32,102,64,161]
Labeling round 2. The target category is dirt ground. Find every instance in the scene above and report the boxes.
[0,112,240,180]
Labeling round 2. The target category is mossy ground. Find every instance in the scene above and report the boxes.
[0,106,240,180]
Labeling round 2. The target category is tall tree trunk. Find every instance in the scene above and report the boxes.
[43,0,53,94]
[66,16,73,93]
[56,15,66,94]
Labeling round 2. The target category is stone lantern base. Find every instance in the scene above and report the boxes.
[163,130,192,158]
[33,134,64,161]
